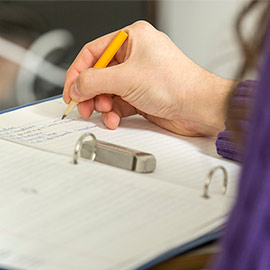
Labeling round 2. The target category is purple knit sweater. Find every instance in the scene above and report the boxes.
[213,32,270,269]
[216,80,257,162]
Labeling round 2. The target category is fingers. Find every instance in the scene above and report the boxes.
[69,64,132,102]
[63,59,120,105]
[77,99,95,119]
[63,30,127,104]
[77,94,113,119]
[94,94,113,112]
[101,96,137,129]
[77,95,137,130]
[102,111,121,130]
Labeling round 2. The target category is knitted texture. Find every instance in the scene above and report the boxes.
[213,32,270,269]
[216,80,257,162]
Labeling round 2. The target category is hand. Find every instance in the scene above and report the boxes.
[63,21,235,136]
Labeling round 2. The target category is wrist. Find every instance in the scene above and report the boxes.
[181,70,237,137]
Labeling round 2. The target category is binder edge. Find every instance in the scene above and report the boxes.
[0,95,62,115]
[136,229,222,270]
[0,230,222,270]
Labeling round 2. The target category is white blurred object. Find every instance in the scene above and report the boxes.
[0,29,74,104]
[156,0,257,80]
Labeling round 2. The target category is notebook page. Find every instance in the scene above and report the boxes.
[0,98,240,197]
[0,138,232,270]
[0,140,231,270]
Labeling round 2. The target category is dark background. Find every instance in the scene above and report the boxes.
[0,1,157,106]
[8,0,157,62]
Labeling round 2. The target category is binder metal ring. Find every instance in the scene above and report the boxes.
[73,133,97,164]
[203,166,228,199]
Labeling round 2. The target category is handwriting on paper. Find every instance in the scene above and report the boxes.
[0,119,97,144]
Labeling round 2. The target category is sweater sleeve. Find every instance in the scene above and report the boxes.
[216,80,257,162]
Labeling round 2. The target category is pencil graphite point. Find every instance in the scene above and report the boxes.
[61,114,67,120]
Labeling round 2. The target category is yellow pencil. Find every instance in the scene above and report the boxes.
[62,30,128,119]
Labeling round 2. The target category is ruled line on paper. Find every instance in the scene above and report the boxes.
[0,138,232,270]
[0,98,240,197]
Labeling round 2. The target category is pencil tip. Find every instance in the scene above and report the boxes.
[61,114,67,120]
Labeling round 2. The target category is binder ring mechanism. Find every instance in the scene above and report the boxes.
[203,166,228,199]
[72,132,156,172]
[73,133,97,164]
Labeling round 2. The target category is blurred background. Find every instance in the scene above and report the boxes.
[0,0,251,110]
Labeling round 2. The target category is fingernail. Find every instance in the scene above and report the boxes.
[70,82,80,99]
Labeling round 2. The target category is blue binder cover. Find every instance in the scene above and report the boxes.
[0,96,222,270]
[137,229,221,270]
[0,229,221,270]
[0,95,62,115]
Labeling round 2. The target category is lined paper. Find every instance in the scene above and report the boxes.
[0,98,240,197]
[0,139,231,270]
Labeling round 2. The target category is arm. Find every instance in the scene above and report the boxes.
[63,21,235,137]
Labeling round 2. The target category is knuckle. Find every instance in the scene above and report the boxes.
[80,45,91,61]
[81,43,90,54]
[132,20,153,31]
[129,20,157,41]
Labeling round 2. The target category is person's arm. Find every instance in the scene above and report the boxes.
[63,21,235,137]
[216,80,257,162]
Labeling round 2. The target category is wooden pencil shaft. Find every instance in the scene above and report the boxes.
[63,100,78,116]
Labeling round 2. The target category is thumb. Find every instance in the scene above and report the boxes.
[69,64,132,102]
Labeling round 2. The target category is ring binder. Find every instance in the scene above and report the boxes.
[0,96,240,270]
[73,132,156,172]
[73,133,97,164]
[203,166,228,199]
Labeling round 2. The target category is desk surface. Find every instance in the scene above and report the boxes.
[153,242,219,270]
